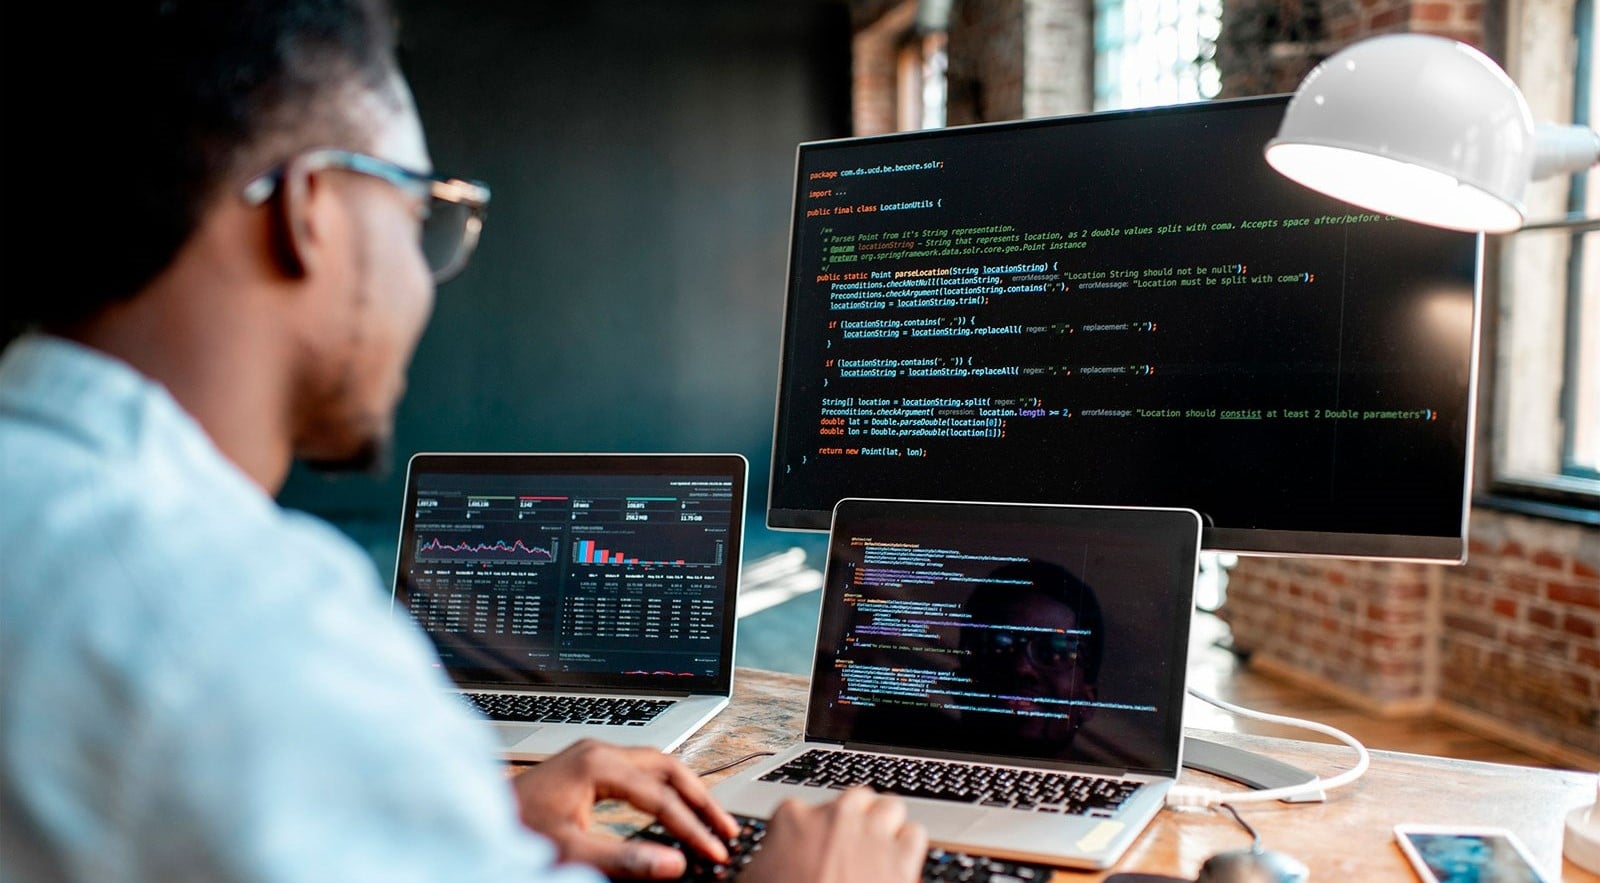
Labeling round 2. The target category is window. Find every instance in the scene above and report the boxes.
[1489,0,1600,514]
[1093,0,1222,111]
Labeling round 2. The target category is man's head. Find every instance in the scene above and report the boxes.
[27,0,407,326]
[963,561,1105,745]
[19,0,485,479]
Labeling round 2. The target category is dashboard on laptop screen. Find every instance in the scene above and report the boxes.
[395,458,744,692]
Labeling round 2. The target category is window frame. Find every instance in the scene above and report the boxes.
[1477,0,1600,524]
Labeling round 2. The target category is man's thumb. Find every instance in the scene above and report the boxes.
[558,832,689,880]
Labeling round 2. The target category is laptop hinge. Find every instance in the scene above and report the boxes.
[452,682,698,698]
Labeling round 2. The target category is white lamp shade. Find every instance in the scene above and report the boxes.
[1265,34,1536,233]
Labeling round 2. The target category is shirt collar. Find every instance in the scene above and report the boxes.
[0,334,269,505]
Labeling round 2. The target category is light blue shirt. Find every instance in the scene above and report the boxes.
[0,336,601,883]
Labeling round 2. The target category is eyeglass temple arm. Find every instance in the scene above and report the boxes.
[431,177,491,208]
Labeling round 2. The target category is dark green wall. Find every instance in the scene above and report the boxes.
[278,1,850,568]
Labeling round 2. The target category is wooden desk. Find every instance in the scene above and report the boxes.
[651,668,1600,881]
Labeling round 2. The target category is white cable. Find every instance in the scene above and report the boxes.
[1165,687,1371,808]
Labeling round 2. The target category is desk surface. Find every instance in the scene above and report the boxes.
[634,668,1600,882]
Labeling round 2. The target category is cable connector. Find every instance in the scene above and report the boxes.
[1166,785,1229,808]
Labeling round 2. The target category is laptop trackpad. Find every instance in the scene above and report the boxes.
[966,811,1105,851]
[491,724,542,747]
[906,801,990,840]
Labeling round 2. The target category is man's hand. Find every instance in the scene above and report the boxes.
[741,788,928,883]
[512,739,740,880]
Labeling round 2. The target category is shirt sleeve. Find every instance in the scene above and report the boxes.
[115,515,606,883]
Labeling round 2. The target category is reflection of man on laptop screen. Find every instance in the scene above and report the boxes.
[958,560,1104,758]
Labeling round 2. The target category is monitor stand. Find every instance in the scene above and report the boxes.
[1182,601,1323,801]
[1182,736,1324,802]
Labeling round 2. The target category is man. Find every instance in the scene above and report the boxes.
[0,2,926,880]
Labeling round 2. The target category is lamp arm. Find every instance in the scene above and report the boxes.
[1532,122,1600,180]
[1515,213,1600,233]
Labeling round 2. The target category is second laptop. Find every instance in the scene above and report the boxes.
[392,452,747,761]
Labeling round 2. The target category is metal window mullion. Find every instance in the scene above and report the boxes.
[1560,0,1597,480]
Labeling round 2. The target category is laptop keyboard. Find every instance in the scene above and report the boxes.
[758,749,1141,817]
[463,692,673,726]
[622,813,1054,882]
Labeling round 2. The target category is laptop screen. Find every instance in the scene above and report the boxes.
[807,499,1199,776]
[394,453,746,694]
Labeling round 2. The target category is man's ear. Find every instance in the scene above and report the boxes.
[267,155,323,279]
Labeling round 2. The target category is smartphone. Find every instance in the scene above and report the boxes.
[1393,824,1551,883]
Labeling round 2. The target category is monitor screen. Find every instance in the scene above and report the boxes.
[767,95,1481,560]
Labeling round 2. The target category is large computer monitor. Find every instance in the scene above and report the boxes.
[768,95,1481,562]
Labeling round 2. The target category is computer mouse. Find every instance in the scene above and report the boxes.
[1194,848,1309,883]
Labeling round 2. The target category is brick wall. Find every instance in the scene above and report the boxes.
[1218,0,1490,98]
[1220,557,1436,707]
[1322,0,1487,45]
[1439,511,1600,762]
[1223,509,1600,765]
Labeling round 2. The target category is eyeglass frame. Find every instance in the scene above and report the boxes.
[972,630,1086,672]
[241,148,491,283]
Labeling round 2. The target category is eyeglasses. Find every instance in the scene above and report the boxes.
[242,148,491,283]
[974,631,1084,671]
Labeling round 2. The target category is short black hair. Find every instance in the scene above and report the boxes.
[967,560,1107,682]
[15,0,400,329]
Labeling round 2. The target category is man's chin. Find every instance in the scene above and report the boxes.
[301,433,393,478]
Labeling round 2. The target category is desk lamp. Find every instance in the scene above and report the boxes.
[1264,32,1600,875]
[1263,33,1599,234]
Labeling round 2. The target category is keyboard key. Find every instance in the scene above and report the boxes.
[615,814,1055,883]
[462,692,673,725]
[756,749,1140,816]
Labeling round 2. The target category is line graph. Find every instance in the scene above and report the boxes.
[416,536,558,563]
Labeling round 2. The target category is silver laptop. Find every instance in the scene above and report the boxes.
[713,498,1201,869]
[393,452,747,761]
